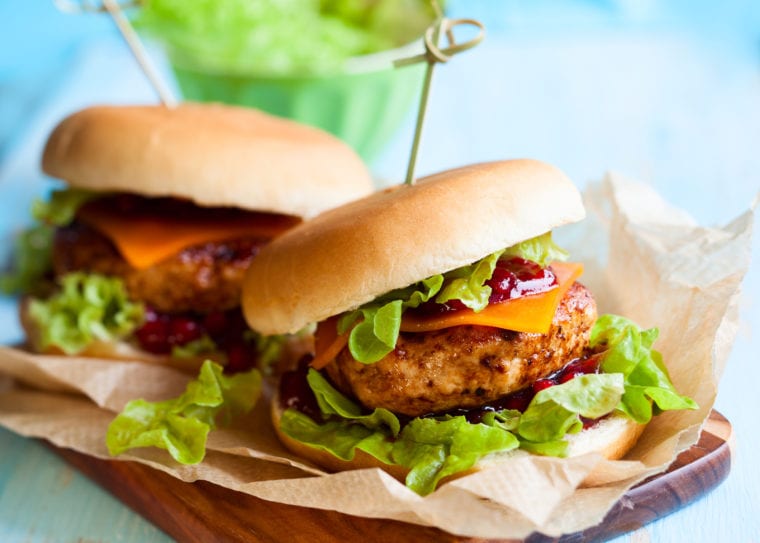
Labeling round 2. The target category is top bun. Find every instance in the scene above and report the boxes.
[242,159,585,335]
[42,103,374,219]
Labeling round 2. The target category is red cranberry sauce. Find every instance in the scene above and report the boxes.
[134,306,259,373]
[412,257,558,317]
[444,355,602,427]
[278,355,323,423]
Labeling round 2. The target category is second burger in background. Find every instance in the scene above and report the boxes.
[10,102,375,373]
[242,159,696,495]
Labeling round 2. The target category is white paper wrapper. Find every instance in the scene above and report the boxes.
[0,174,753,539]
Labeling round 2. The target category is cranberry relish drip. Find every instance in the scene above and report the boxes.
[279,354,602,427]
[437,355,602,427]
[412,256,558,316]
[279,355,323,422]
[135,307,260,373]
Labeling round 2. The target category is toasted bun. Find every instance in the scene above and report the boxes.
[243,159,585,335]
[42,103,374,219]
[271,396,644,488]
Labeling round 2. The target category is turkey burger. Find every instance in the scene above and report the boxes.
[241,159,696,494]
[17,103,375,373]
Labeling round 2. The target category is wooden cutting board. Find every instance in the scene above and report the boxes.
[52,410,731,543]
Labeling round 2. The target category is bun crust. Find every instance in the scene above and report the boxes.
[243,159,585,335]
[42,103,374,219]
[271,396,644,488]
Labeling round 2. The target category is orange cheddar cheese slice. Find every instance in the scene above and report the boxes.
[399,261,583,335]
[310,261,583,369]
[77,205,299,270]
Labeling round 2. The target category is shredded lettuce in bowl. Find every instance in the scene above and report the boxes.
[135,0,439,76]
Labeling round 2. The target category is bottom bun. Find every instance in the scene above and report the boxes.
[271,394,645,488]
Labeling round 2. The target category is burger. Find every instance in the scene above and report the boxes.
[241,159,696,495]
[10,102,374,373]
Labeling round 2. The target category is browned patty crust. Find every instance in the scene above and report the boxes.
[324,282,597,417]
[52,222,266,313]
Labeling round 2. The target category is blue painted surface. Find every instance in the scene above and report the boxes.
[1,1,759,542]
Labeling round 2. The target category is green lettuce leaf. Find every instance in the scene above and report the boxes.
[590,315,697,423]
[502,231,568,267]
[28,272,144,354]
[395,416,520,495]
[1,189,99,295]
[307,369,400,434]
[434,250,503,311]
[518,374,624,443]
[171,335,218,359]
[0,224,54,295]
[280,409,395,464]
[339,275,443,364]
[106,360,262,464]
[32,188,99,226]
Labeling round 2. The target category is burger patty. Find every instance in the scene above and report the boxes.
[52,222,266,313]
[324,282,597,417]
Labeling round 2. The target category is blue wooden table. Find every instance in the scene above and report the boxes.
[1,2,758,542]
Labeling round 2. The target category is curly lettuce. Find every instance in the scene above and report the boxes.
[0,225,54,296]
[1,188,99,295]
[338,233,567,364]
[32,188,99,227]
[106,360,262,464]
[591,314,697,422]
[279,315,696,495]
[28,272,144,354]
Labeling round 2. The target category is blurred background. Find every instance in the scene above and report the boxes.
[1,2,758,208]
[0,1,758,541]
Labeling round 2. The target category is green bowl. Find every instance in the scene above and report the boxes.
[168,45,425,162]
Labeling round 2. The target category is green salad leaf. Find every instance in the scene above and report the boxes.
[434,250,503,311]
[337,233,566,364]
[0,225,54,295]
[395,416,519,495]
[171,335,218,359]
[28,272,144,354]
[107,360,262,464]
[590,314,697,423]
[308,369,400,434]
[502,231,569,267]
[518,373,624,443]
[338,275,443,364]
[1,189,99,295]
[32,189,99,226]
